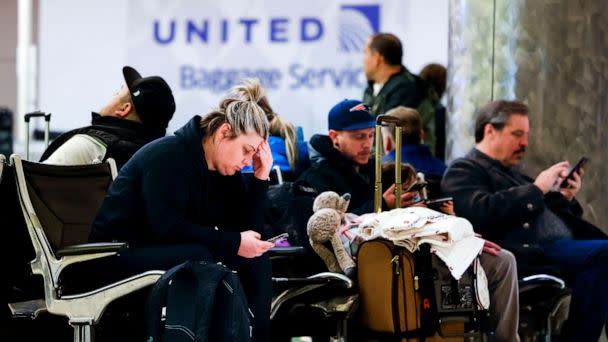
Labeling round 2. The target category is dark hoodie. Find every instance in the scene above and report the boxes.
[40,112,166,169]
[297,134,378,215]
[90,116,268,259]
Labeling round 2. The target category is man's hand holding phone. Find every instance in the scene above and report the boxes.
[558,159,585,201]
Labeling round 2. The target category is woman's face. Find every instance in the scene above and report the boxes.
[210,126,264,176]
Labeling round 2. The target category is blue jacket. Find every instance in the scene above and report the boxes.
[382,144,446,178]
[90,116,268,259]
[242,135,310,174]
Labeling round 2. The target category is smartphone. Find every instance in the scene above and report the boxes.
[559,157,589,188]
[425,197,453,210]
[266,232,289,243]
[403,181,427,193]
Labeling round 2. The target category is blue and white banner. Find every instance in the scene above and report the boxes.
[39,0,447,137]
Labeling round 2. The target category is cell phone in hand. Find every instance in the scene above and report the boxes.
[266,232,289,244]
[559,157,589,188]
[425,197,453,210]
[403,181,427,193]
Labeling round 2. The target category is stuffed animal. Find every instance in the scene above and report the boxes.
[307,191,356,277]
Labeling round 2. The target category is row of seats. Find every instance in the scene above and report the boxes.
[0,154,354,341]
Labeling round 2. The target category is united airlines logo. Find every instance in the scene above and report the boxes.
[338,5,380,53]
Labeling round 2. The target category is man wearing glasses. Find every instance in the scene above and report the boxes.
[442,100,608,341]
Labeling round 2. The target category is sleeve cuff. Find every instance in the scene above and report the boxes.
[220,231,242,258]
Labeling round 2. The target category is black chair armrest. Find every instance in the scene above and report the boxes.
[56,242,128,257]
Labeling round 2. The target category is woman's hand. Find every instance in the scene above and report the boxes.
[237,230,274,258]
[253,140,273,180]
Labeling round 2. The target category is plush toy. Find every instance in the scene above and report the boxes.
[307,191,356,277]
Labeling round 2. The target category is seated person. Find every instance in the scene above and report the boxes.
[243,115,310,181]
[419,63,447,160]
[299,98,520,342]
[84,79,275,341]
[381,162,454,215]
[298,99,420,215]
[441,100,608,342]
[41,66,175,169]
[381,106,447,179]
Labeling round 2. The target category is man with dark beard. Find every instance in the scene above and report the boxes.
[297,99,420,214]
[441,100,608,342]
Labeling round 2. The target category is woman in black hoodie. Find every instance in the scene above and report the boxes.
[88,79,275,341]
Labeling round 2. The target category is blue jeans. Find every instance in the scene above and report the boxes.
[542,239,608,341]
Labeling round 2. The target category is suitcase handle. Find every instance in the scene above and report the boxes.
[374,115,403,212]
[376,114,402,126]
[24,111,52,160]
[24,112,51,122]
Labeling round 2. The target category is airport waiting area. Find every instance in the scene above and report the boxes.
[1,1,608,341]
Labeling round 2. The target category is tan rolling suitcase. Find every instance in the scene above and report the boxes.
[357,114,480,341]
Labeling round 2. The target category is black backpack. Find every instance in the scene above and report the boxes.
[145,261,253,342]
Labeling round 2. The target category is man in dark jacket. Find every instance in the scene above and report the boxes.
[441,100,608,341]
[381,106,446,178]
[362,33,438,154]
[298,99,420,215]
[41,66,175,169]
[300,99,520,342]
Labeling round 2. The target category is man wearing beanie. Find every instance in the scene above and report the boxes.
[40,66,175,169]
[298,99,419,214]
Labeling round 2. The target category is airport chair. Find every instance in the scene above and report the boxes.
[6,155,163,342]
[517,264,571,341]
[270,246,357,341]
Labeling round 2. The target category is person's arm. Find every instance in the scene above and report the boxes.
[441,159,545,236]
[237,174,270,234]
[141,158,241,259]
[43,135,106,165]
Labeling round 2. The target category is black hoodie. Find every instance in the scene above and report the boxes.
[90,116,268,259]
[40,112,166,169]
[297,134,378,215]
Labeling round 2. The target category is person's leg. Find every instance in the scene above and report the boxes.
[228,254,272,342]
[479,249,520,342]
[542,239,608,342]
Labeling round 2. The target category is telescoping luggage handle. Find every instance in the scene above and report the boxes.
[374,114,403,213]
[24,111,51,160]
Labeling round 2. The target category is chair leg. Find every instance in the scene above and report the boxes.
[72,323,93,342]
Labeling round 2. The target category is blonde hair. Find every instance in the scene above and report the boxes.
[269,116,298,171]
[200,78,272,140]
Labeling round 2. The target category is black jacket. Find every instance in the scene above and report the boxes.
[363,65,438,154]
[40,112,166,169]
[363,66,425,116]
[297,134,378,215]
[441,148,605,249]
[90,116,269,259]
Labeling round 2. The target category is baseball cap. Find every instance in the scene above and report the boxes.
[123,66,176,129]
[328,99,376,131]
